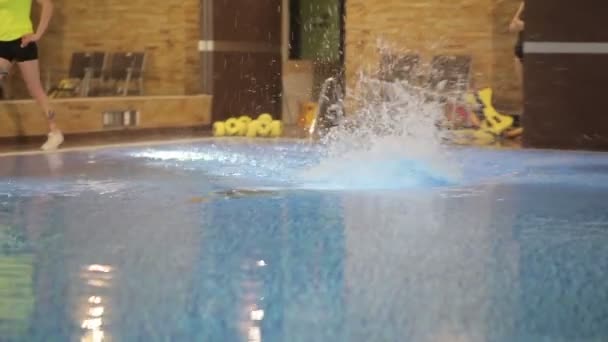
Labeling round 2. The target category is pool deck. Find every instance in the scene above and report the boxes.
[0,125,523,156]
[0,125,311,155]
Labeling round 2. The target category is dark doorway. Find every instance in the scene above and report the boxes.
[200,0,283,122]
[522,0,608,150]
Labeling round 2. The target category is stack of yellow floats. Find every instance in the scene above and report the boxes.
[212,113,283,138]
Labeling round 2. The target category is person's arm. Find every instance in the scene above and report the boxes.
[34,0,54,39]
[21,0,53,46]
[509,2,524,32]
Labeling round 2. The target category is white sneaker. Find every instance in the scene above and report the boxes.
[41,131,64,151]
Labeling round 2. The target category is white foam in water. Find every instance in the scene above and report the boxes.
[297,71,462,190]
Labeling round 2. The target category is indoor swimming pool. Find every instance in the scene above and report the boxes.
[1,138,608,341]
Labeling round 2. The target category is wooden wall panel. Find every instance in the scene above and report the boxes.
[525,0,608,42]
[524,54,608,150]
[523,0,608,150]
[0,96,212,138]
[202,0,283,121]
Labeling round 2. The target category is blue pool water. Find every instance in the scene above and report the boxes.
[1,138,608,341]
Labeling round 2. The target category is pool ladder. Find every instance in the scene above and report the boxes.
[309,77,345,139]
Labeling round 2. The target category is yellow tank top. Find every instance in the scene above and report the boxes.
[0,0,34,41]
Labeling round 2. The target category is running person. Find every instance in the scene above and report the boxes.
[0,0,63,150]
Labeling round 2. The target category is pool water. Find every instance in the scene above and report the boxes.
[1,139,608,342]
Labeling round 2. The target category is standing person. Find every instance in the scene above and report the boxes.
[510,2,525,94]
[0,0,63,150]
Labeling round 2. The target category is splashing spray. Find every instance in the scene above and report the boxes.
[300,65,463,189]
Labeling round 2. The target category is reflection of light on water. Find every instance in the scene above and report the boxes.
[81,315,104,342]
[88,296,102,304]
[87,279,111,288]
[88,264,113,273]
[88,306,105,317]
[91,329,104,342]
[131,150,210,161]
[81,317,102,329]
[80,264,114,342]
[240,259,265,342]
[131,150,248,164]
[250,309,264,321]
[81,328,104,342]
[248,327,262,342]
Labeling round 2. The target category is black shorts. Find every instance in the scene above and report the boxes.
[0,38,38,63]
[514,35,524,61]
[514,44,523,61]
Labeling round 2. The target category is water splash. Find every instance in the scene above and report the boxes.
[119,60,464,191]
[122,71,462,191]
[298,72,461,189]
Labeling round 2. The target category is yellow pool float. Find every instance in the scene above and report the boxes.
[212,121,226,137]
[225,118,243,136]
[269,120,283,137]
[258,113,273,123]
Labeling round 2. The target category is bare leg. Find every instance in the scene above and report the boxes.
[505,57,524,139]
[514,57,523,112]
[0,57,11,90]
[514,58,523,88]
[18,59,63,150]
[17,59,58,132]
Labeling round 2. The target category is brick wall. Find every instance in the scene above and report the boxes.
[345,0,523,110]
[9,0,201,98]
[6,1,523,111]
